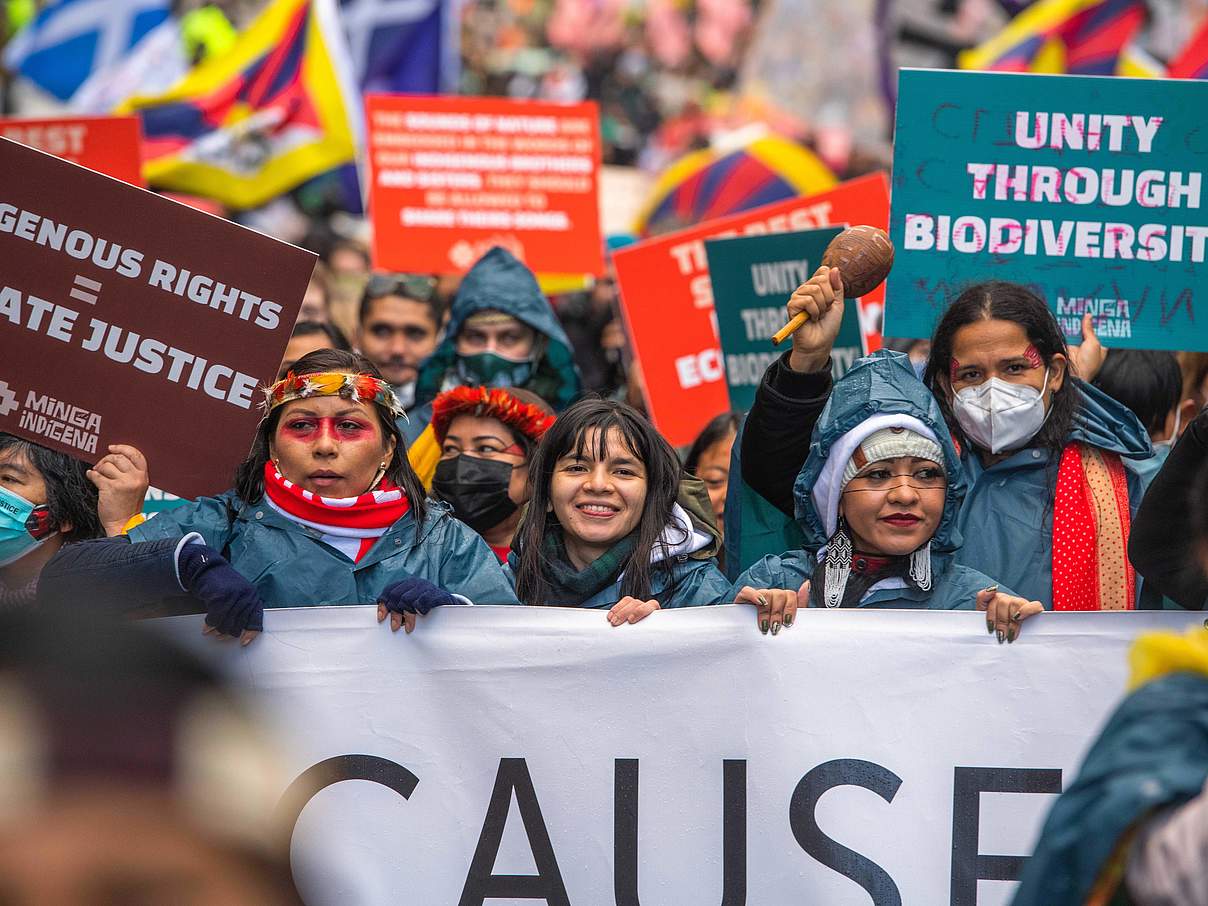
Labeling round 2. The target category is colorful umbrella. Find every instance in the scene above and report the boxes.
[633,133,835,237]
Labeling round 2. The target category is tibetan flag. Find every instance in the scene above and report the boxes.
[119,0,359,209]
[1168,18,1208,79]
[959,0,1147,76]
[632,134,835,238]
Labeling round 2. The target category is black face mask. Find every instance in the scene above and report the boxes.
[432,455,519,533]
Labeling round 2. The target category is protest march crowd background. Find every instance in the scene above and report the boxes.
[7,0,1208,903]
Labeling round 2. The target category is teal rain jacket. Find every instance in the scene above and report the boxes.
[955,378,1151,604]
[405,247,582,444]
[129,493,520,607]
[734,351,1011,609]
[506,503,732,609]
[1012,670,1208,905]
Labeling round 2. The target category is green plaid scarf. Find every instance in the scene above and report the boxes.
[542,526,639,605]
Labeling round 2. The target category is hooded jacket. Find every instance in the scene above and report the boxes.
[733,351,1010,609]
[506,501,731,610]
[403,247,583,484]
[113,492,520,607]
[409,247,580,426]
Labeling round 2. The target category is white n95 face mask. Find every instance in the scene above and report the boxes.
[952,368,1050,454]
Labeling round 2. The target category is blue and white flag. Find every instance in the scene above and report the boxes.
[338,0,453,93]
[2,0,171,102]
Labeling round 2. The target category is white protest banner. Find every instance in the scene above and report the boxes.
[160,605,1201,905]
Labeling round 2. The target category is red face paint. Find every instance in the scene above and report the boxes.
[949,359,962,383]
[278,416,379,444]
[1023,345,1043,369]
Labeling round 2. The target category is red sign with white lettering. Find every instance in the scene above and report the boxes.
[0,115,143,185]
[612,173,890,447]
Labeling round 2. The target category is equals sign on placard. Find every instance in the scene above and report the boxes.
[69,275,101,305]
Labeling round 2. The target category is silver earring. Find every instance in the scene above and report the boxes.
[909,543,932,591]
[823,519,852,608]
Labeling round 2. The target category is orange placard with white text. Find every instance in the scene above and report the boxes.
[0,115,143,186]
[612,173,890,447]
[367,94,604,277]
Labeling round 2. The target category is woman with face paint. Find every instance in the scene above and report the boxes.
[38,350,519,642]
[731,351,1043,639]
[0,435,104,608]
[740,273,1153,610]
[430,386,555,561]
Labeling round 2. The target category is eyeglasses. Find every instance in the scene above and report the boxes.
[365,273,437,303]
[844,465,947,493]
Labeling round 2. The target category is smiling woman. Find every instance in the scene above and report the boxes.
[509,398,731,623]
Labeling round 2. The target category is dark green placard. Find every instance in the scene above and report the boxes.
[705,227,864,411]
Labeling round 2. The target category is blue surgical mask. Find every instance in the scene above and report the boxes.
[0,486,53,568]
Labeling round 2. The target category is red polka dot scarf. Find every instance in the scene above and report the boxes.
[1051,443,1135,611]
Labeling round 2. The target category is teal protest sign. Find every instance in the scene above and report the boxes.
[705,228,864,411]
[886,69,1208,349]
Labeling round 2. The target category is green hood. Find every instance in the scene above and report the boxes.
[791,350,968,555]
[414,247,582,410]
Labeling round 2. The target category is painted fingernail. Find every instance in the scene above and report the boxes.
[784,613,793,627]
[997,629,1005,644]
[771,621,781,636]
[1007,626,1016,643]
[987,621,994,635]
[981,585,998,596]
[760,619,769,635]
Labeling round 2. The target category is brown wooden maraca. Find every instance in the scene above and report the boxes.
[771,225,895,345]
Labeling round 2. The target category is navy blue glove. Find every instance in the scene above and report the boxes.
[378,576,457,616]
[178,543,264,636]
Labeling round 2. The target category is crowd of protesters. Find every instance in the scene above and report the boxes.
[5,239,1203,651]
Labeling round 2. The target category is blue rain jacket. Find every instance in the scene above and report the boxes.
[735,350,1010,609]
[128,493,520,607]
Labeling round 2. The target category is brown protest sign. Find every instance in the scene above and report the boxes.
[0,138,315,499]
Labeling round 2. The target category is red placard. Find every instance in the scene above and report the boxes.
[0,115,143,186]
[367,94,604,277]
[0,138,315,499]
[612,173,890,447]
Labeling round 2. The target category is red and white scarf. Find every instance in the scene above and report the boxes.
[1051,442,1136,611]
[262,463,410,562]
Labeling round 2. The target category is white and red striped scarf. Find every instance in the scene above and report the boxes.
[262,463,410,563]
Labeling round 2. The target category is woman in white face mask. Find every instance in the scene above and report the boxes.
[921,281,1152,610]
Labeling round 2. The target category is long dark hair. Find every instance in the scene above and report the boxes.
[514,398,686,605]
[922,281,1079,458]
[233,349,427,532]
[0,435,103,543]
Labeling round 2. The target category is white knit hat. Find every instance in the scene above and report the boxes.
[841,427,944,487]
[812,414,943,538]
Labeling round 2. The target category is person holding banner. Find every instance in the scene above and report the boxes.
[38,350,519,641]
[507,398,729,621]
[742,272,1153,609]
[403,247,583,487]
[430,386,555,562]
[731,350,1043,638]
[0,435,106,609]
